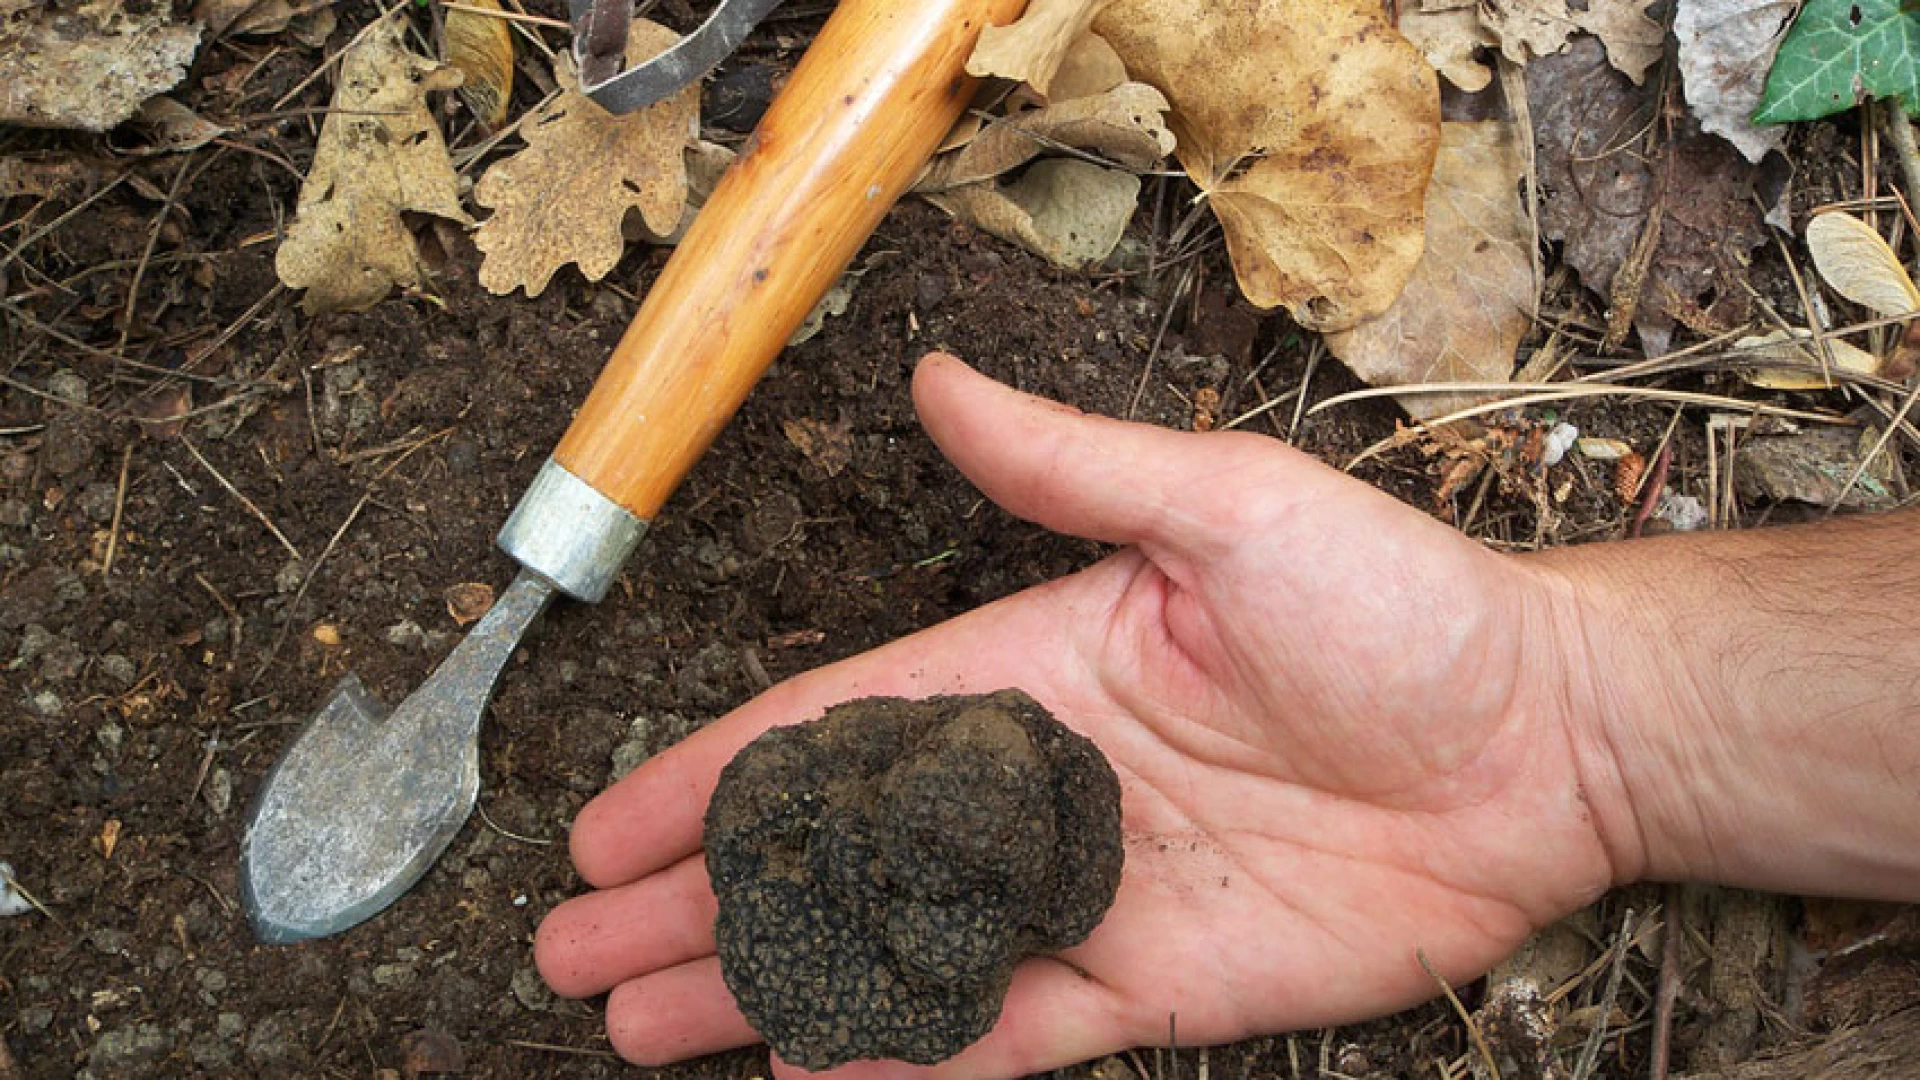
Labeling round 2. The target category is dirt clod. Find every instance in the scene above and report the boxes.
[705,690,1123,1070]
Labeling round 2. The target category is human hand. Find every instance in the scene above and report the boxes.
[534,353,1625,1076]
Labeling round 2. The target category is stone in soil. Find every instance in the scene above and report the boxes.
[704,689,1123,1070]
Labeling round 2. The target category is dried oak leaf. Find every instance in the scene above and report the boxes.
[1400,7,1501,92]
[1479,0,1663,84]
[473,22,695,298]
[0,0,201,131]
[1325,121,1535,420]
[1095,0,1439,329]
[1531,36,1766,355]
[966,0,1114,97]
[274,19,473,315]
[1674,0,1794,162]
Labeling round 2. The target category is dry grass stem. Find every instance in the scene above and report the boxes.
[1570,909,1637,1080]
[1417,950,1501,1080]
[181,436,304,560]
[102,444,134,576]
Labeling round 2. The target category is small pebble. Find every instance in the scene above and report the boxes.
[1,861,33,917]
[47,370,89,405]
[204,767,232,816]
[98,653,137,688]
[1542,422,1580,467]
[26,690,62,718]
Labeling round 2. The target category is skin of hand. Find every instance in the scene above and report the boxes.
[534,352,1631,1076]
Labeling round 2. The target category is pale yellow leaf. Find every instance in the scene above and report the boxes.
[925,158,1140,269]
[1097,0,1439,329]
[445,0,514,128]
[472,22,696,297]
[1736,329,1883,390]
[916,82,1173,193]
[274,19,473,315]
[1806,211,1920,318]
[966,0,1115,97]
[1324,122,1534,419]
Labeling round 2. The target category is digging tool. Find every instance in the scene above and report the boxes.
[241,0,1029,944]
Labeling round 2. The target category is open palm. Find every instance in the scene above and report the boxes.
[535,354,1622,1076]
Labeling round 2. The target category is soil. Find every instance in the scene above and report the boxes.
[2,3,1917,1078]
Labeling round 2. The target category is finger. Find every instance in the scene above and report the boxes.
[771,959,1132,1080]
[568,554,1140,889]
[911,352,1341,559]
[534,853,718,998]
[605,956,760,1066]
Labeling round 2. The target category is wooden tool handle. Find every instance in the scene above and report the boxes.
[554,0,1028,519]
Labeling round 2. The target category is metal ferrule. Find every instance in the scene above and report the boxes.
[496,458,648,603]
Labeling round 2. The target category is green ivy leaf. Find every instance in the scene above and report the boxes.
[1753,0,1920,124]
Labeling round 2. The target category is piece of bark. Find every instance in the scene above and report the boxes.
[1675,1007,1920,1079]
[1683,886,1794,1067]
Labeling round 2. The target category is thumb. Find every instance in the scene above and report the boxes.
[911,352,1334,556]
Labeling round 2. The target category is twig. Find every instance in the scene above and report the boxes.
[102,444,134,575]
[119,155,200,351]
[1628,443,1671,539]
[475,802,557,846]
[182,436,304,561]
[1418,950,1501,1080]
[1129,265,1192,421]
[504,1039,617,1058]
[441,1,570,27]
[1880,100,1920,220]
[273,6,405,110]
[0,172,130,281]
[1650,886,1683,1080]
[1289,339,1324,443]
[1572,908,1637,1080]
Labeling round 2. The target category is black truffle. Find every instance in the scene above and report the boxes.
[704,690,1124,1069]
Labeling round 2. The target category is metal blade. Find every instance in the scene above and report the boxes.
[239,571,555,943]
[575,0,787,114]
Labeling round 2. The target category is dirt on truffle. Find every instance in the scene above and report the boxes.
[704,691,1123,1070]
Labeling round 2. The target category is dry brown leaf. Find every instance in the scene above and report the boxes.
[1324,122,1534,420]
[0,156,97,200]
[966,0,1114,97]
[916,82,1172,192]
[1096,0,1439,329]
[1806,211,1920,318]
[0,0,201,131]
[1049,30,1129,101]
[445,0,514,129]
[1674,0,1794,163]
[1480,0,1662,83]
[444,582,496,626]
[1736,329,1884,390]
[782,417,854,477]
[1400,8,1500,92]
[193,0,329,36]
[925,158,1141,269]
[129,96,228,154]
[473,24,696,297]
[274,19,472,315]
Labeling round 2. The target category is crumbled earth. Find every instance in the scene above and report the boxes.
[705,691,1123,1069]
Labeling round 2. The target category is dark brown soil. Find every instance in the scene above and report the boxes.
[4,5,1917,1079]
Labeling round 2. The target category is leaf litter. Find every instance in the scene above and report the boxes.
[274,17,474,314]
[472,20,698,297]
[1673,0,1795,162]
[0,0,202,131]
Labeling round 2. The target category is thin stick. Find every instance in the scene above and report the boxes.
[1289,339,1324,443]
[1826,375,1920,518]
[1572,909,1638,1080]
[1649,887,1683,1080]
[441,1,569,28]
[182,436,304,561]
[119,155,199,351]
[504,1040,617,1058]
[0,172,130,281]
[102,444,134,575]
[475,802,556,845]
[273,6,404,111]
[1129,265,1192,421]
[1418,950,1500,1080]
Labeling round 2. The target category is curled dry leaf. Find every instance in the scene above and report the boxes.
[274,18,474,315]
[1735,329,1883,391]
[924,158,1141,269]
[966,0,1114,97]
[0,0,202,131]
[444,582,497,626]
[916,82,1173,192]
[194,0,329,37]
[1324,122,1535,420]
[1805,211,1920,318]
[473,22,697,297]
[1674,0,1794,163]
[445,0,514,129]
[129,96,228,155]
[1049,30,1129,102]
[1095,0,1440,329]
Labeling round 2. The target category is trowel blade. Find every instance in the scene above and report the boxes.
[239,672,482,943]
